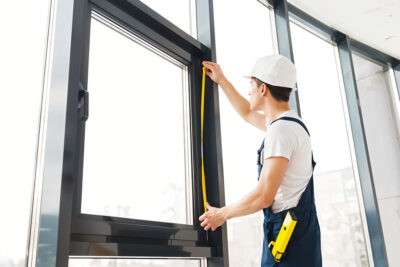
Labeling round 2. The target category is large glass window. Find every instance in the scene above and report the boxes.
[139,0,197,38]
[352,53,400,267]
[214,1,275,266]
[81,14,193,225]
[290,21,370,266]
[0,1,51,266]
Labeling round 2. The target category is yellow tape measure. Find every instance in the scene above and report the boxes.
[201,66,208,213]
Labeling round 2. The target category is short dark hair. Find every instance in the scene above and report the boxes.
[252,77,292,102]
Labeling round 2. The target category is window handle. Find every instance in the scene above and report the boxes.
[78,83,89,121]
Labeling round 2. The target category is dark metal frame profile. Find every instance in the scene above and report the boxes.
[271,0,400,266]
[34,0,228,266]
[270,0,302,116]
[395,64,400,99]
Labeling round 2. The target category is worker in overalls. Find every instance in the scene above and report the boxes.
[199,55,322,266]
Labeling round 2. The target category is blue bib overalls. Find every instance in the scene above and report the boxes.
[257,117,322,267]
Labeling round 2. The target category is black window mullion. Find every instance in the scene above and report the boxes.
[195,0,229,266]
[188,58,210,246]
[273,0,301,116]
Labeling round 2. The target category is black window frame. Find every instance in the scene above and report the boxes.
[64,0,229,264]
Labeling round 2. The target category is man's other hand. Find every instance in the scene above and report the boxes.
[199,202,227,231]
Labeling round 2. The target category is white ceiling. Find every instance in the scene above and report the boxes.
[288,0,400,61]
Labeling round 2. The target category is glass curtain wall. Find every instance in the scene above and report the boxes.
[352,53,400,267]
[213,1,275,266]
[0,1,51,267]
[290,21,370,266]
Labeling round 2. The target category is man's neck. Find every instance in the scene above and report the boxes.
[265,103,291,124]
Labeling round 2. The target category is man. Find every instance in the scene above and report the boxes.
[199,55,322,266]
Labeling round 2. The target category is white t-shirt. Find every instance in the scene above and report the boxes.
[263,109,313,213]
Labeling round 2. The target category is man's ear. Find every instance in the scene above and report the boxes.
[261,83,269,96]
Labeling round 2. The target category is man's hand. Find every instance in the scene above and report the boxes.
[202,61,227,85]
[199,202,227,231]
[198,157,288,224]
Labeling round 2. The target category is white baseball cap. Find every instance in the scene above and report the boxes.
[244,55,297,90]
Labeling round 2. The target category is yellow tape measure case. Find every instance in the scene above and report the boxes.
[268,210,297,262]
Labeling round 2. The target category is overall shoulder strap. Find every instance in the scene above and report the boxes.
[270,116,310,137]
[271,116,316,170]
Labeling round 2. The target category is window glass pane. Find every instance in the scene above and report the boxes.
[290,21,369,266]
[352,53,400,267]
[0,1,51,266]
[214,1,274,266]
[69,258,202,267]
[81,14,192,225]
[139,0,196,38]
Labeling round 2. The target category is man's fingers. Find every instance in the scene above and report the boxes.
[202,223,217,231]
[202,62,217,72]
[202,62,212,68]
[202,61,215,66]
[204,66,214,73]
[199,213,206,221]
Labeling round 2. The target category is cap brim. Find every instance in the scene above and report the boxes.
[243,75,297,91]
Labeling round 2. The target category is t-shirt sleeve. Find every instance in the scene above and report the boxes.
[263,123,295,161]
